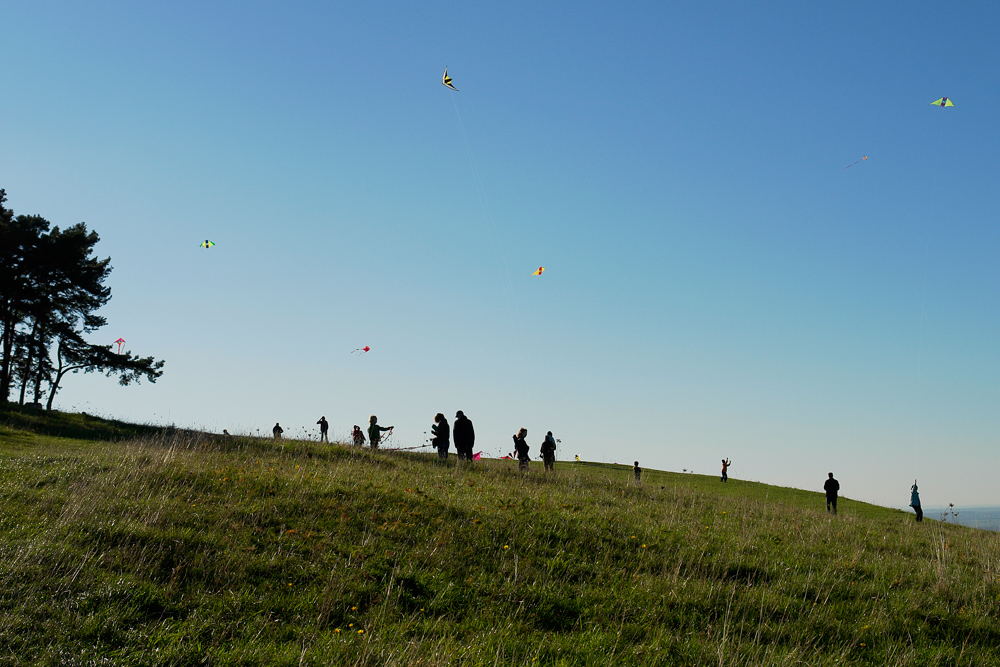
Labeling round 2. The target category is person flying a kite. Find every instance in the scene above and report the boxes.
[930,97,954,107]
[531,267,545,276]
[442,67,458,91]
[199,240,215,248]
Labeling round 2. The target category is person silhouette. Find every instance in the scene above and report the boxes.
[824,472,840,515]
[367,415,393,450]
[513,428,530,471]
[453,411,475,461]
[910,480,923,522]
[431,413,450,461]
[541,431,557,471]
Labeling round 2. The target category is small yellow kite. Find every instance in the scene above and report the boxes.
[930,97,954,107]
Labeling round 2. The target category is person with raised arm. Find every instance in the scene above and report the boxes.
[367,415,393,450]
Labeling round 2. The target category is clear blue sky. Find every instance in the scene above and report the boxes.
[3,1,999,506]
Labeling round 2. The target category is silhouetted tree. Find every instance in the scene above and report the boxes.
[46,329,164,410]
[0,189,164,407]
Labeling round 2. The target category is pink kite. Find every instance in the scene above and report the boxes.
[473,451,482,461]
[114,338,125,354]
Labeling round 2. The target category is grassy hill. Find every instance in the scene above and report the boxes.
[1,407,997,666]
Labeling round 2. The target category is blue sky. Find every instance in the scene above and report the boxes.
[2,1,999,506]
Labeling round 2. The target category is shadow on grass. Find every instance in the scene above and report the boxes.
[0,404,165,442]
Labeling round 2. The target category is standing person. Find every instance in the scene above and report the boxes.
[272,423,283,440]
[540,431,557,472]
[513,428,530,471]
[721,458,731,483]
[633,461,642,484]
[317,416,329,443]
[431,413,450,461]
[352,425,366,447]
[824,472,840,515]
[453,410,475,461]
[910,480,923,522]
[368,415,393,450]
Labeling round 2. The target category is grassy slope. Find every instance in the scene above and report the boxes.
[1,408,998,666]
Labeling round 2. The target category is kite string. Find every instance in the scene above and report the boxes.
[913,115,947,444]
[449,93,534,381]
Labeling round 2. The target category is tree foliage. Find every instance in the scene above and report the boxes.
[0,189,164,407]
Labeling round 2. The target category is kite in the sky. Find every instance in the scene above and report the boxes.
[114,338,125,354]
[351,346,371,355]
[199,240,215,248]
[930,97,954,107]
[531,267,545,276]
[442,67,458,92]
[841,155,868,170]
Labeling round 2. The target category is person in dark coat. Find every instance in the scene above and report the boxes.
[352,425,366,447]
[633,461,642,484]
[272,423,283,440]
[317,416,329,443]
[368,415,392,450]
[910,480,923,522]
[824,472,840,515]
[453,410,475,461]
[431,413,450,461]
[513,428,530,471]
[540,431,557,471]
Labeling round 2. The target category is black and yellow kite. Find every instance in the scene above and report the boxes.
[442,67,458,92]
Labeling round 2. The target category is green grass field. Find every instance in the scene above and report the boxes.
[1,407,998,666]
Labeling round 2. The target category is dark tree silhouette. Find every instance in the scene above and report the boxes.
[0,189,164,407]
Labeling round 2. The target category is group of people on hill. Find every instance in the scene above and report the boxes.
[271,415,394,449]
[319,415,395,448]
[425,413,561,471]
[430,411,476,461]
[508,427,557,471]
[823,472,922,523]
[279,418,925,524]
